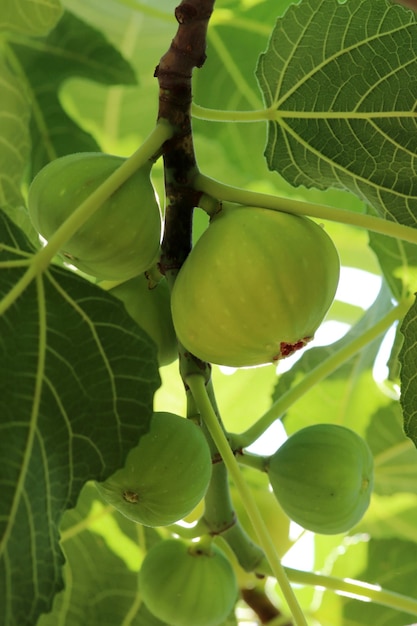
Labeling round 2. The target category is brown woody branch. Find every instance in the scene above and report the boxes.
[241,587,293,625]
[155,0,215,272]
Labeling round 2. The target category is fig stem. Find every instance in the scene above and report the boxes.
[0,122,173,317]
[191,102,417,123]
[233,297,411,450]
[188,379,266,570]
[194,173,417,246]
[186,373,308,626]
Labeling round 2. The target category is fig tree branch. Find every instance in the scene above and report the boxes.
[156,0,215,271]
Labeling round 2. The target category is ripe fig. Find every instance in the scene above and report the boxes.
[28,152,161,280]
[104,274,178,367]
[267,424,374,535]
[171,205,339,367]
[139,539,238,626]
[95,412,212,527]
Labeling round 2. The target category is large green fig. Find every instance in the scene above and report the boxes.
[28,152,161,280]
[267,424,374,535]
[171,205,340,367]
[103,274,178,367]
[139,539,238,626]
[95,412,212,527]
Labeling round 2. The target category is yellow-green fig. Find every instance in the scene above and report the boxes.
[139,539,238,626]
[95,412,212,527]
[267,424,374,535]
[171,205,339,367]
[28,152,161,280]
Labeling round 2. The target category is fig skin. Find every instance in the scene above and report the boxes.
[171,205,340,368]
[267,424,374,535]
[28,152,161,280]
[139,539,238,626]
[105,274,178,367]
[95,412,212,527]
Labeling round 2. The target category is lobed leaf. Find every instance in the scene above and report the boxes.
[0,212,160,626]
[256,0,417,224]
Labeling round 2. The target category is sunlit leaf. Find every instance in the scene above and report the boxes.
[361,493,417,543]
[344,538,417,625]
[367,403,417,495]
[369,230,417,301]
[10,10,137,179]
[1,0,63,36]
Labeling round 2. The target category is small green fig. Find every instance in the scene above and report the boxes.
[171,205,340,367]
[139,539,238,626]
[28,152,161,280]
[103,274,178,367]
[267,424,374,535]
[95,412,212,527]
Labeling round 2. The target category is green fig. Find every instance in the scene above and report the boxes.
[28,152,161,280]
[171,205,339,367]
[139,539,238,626]
[104,274,178,367]
[267,424,374,534]
[95,412,212,527]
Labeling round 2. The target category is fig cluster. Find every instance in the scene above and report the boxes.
[95,412,212,527]
[266,424,374,534]
[171,205,340,368]
[139,538,238,626]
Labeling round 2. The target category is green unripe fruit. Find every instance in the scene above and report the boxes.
[28,152,161,280]
[104,274,178,367]
[267,424,374,535]
[171,205,340,368]
[95,412,212,527]
[139,539,238,626]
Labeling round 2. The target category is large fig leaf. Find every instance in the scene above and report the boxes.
[0,212,160,626]
[37,483,165,626]
[256,0,417,224]
[9,10,137,179]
